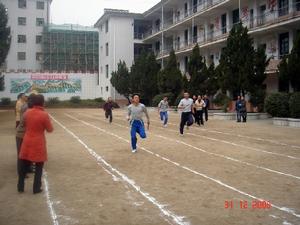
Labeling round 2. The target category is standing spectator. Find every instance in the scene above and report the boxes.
[158,96,169,127]
[178,92,194,136]
[15,93,26,128]
[103,97,114,123]
[194,95,205,126]
[203,95,210,121]
[18,95,53,194]
[235,96,242,122]
[240,96,247,123]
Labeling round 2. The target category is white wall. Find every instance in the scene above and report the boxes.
[0,73,101,100]
[1,0,50,71]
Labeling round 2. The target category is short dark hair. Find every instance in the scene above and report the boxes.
[33,94,45,107]
[132,93,140,98]
[17,93,25,99]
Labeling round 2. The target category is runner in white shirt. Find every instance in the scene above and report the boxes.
[158,96,169,127]
[177,92,194,135]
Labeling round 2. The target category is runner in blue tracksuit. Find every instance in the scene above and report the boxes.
[158,96,169,127]
[127,95,150,153]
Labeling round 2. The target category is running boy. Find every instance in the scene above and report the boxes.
[127,94,150,153]
[178,92,194,135]
[158,96,169,127]
[103,97,114,123]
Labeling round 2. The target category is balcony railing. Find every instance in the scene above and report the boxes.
[144,0,227,39]
[155,3,300,59]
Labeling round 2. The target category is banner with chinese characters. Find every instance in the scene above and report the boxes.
[10,74,81,94]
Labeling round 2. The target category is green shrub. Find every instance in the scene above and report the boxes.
[95,97,104,103]
[212,93,231,112]
[265,93,289,117]
[289,92,300,118]
[174,94,183,108]
[152,93,175,106]
[1,97,11,106]
[47,97,60,105]
[70,96,81,104]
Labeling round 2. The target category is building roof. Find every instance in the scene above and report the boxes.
[45,24,98,33]
[94,8,144,27]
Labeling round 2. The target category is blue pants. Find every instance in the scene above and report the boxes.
[130,120,146,150]
[160,111,168,125]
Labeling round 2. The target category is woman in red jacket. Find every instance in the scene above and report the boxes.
[18,94,53,194]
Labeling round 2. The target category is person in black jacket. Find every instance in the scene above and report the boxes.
[103,97,114,123]
[203,95,210,121]
[240,96,247,123]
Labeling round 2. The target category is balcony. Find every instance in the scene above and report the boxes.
[156,2,300,59]
[144,0,228,40]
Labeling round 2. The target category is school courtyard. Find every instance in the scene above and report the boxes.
[0,108,299,225]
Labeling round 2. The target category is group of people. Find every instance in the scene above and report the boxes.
[15,93,53,194]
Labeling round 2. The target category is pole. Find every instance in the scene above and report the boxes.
[113,23,116,101]
[161,1,164,68]
[239,0,241,21]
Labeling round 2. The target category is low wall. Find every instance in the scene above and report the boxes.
[213,113,270,120]
[0,72,101,100]
[273,118,300,128]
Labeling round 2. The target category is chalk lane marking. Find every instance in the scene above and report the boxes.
[43,171,60,225]
[161,114,300,150]
[65,113,300,219]
[78,113,300,181]
[51,115,190,225]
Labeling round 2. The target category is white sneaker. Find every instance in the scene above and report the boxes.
[180,133,184,137]
[132,149,137,153]
[163,124,167,128]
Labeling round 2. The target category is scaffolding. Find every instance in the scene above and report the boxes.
[42,24,99,73]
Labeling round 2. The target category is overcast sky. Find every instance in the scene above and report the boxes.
[50,0,160,26]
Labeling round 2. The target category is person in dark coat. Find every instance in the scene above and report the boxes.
[235,96,242,122]
[103,97,114,123]
[203,95,210,121]
[240,96,247,123]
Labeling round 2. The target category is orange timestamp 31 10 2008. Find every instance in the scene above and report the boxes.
[224,200,272,209]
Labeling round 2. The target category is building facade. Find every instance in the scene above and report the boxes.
[142,0,300,93]
[42,24,99,73]
[94,9,152,101]
[0,0,52,72]
[95,0,300,100]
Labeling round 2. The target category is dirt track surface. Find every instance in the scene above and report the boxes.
[0,108,299,225]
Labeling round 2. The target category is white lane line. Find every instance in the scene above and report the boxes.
[157,134,300,181]
[51,115,190,225]
[160,115,300,150]
[65,113,300,219]
[43,171,60,225]
[79,113,300,181]
[90,114,300,160]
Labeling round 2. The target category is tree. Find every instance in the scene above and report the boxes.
[0,3,11,91]
[110,61,131,103]
[278,56,290,92]
[157,50,182,97]
[130,51,160,104]
[203,63,219,96]
[287,32,300,91]
[218,22,255,98]
[248,46,270,111]
[187,44,207,95]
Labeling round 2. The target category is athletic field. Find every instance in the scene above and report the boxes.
[0,108,300,225]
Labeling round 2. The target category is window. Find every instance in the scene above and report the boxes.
[232,8,240,25]
[36,18,44,26]
[221,14,227,34]
[106,86,109,92]
[36,35,42,44]
[18,0,26,9]
[18,52,26,60]
[18,35,26,43]
[279,32,289,58]
[18,17,26,26]
[36,1,45,10]
[105,65,109,78]
[105,42,109,56]
[105,20,108,33]
[36,52,42,61]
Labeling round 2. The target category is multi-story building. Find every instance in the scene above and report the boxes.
[42,24,99,73]
[95,0,300,99]
[0,0,52,72]
[94,9,152,100]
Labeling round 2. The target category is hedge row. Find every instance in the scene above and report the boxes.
[265,92,300,118]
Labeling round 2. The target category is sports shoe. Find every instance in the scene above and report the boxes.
[163,124,167,128]
[132,149,137,153]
